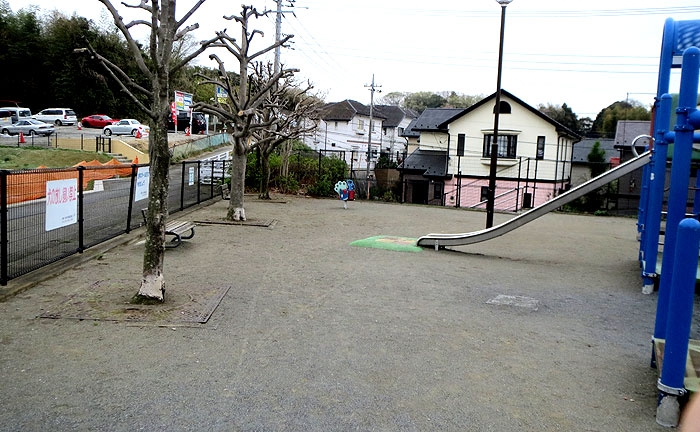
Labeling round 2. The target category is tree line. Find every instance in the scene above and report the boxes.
[0,2,223,119]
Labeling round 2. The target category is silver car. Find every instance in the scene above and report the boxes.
[1,119,55,136]
[103,119,150,136]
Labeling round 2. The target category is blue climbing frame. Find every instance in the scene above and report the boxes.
[636,18,700,425]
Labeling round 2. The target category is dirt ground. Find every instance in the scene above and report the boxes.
[0,195,689,431]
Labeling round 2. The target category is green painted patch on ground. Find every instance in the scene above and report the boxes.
[350,236,422,253]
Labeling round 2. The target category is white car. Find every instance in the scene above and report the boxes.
[102,119,150,136]
[1,119,55,136]
[32,108,77,126]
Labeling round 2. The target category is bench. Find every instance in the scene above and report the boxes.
[141,209,195,248]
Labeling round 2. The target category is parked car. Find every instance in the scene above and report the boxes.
[32,108,77,126]
[168,112,206,134]
[1,119,54,136]
[81,114,118,128]
[0,107,32,123]
[103,119,149,136]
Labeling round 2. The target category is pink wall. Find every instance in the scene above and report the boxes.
[443,178,567,211]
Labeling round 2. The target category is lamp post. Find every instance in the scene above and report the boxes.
[485,0,513,228]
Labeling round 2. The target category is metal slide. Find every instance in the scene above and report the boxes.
[417,151,651,248]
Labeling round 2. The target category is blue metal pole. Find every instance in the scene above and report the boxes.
[643,94,673,295]
[653,47,700,342]
[638,163,650,257]
[656,18,675,99]
[656,217,700,427]
[693,169,700,218]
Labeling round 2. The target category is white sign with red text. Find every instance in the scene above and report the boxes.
[45,178,78,231]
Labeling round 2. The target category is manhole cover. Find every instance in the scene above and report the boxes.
[486,294,539,311]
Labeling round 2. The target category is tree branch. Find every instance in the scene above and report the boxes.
[171,34,221,74]
[97,0,153,79]
[121,0,152,13]
[125,19,152,29]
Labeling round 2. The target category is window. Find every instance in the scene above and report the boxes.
[334,121,338,128]
[536,136,545,160]
[480,186,489,202]
[482,134,517,158]
[493,101,511,114]
[358,119,364,130]
[457,133,465,156]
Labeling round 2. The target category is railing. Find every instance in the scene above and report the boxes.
[0,159,229,285]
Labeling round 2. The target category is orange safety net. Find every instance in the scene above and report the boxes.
[2,158,137,205]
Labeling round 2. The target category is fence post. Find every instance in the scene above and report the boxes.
[318,151,322,178]
[95,136,99,152]
[197,160,201,204]
[516,156,522,212]
[180,161,186,211]
[221,160,225,187]
[81,134,83,150]
[55,132,58,148]
[108,138,111,153]
[126,164,137,233]
[0,170,8,285]
[77,166,85,253]
[210,160,214,199]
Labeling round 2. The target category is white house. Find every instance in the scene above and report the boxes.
[399,90,580,209]
[303,100,417,170]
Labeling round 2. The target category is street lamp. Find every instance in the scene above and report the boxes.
[485,0,513,228]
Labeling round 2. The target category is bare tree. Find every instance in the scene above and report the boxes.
[79,0,219,302]
[194,5,294,220]
[250,65,321,199]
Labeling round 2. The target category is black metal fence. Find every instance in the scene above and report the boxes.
[0,159,229,285]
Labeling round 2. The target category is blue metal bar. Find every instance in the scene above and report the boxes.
[654,47,700,340]
[642,94,673,294]
[660,131,700,143]
[694,169,700,218]
[656,18,676,98]
[656,218,700,427]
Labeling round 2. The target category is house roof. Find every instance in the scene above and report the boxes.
[436,89,581,140]
[398,149,449,177]
[613,120,652,148]
[320,100,387,122]
[412,108,466,132]
[374,105,419,128]
[572,138,616,163]
[400,118,420,138]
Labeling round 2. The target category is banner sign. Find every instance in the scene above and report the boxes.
[134,167,150,201]
[188,167,195,186]
[216,86,228,104]
[45,178,78,231]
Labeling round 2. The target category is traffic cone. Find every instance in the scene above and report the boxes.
[77,122,82,130]
[19,132,26,144]
[135,129,141,139]
[185,127,190,136]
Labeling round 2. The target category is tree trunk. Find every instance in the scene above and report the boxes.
[259,149,271,200]
[135,82,171,303]
[227,140,247,221]
[281,140,291,178]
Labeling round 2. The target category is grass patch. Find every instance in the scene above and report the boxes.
[0,146,113,169]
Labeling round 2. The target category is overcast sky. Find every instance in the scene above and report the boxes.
[8,0,700,118]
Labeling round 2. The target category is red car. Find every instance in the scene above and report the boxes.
[81,114,119,128]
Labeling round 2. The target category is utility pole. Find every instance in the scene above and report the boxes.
[274,0,283,75]
[365,74,381,199]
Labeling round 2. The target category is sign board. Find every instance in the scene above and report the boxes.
[134,167,150,201]
[188,167,195,186]
[216,86,228,104]
[45,178,78,231]
[174,90,193,113]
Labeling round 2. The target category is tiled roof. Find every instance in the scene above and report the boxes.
[374,105,419,128]
[572,138,616,163]
[398,149,449,177]
[411,108,466,131]
[401,118,420,138]
[614,120,652,148]
[320,100,387,121]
